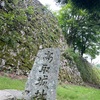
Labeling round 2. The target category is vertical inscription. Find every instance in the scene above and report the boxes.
[33,50,53,99]
[39,64,50,74]
[35,75,48,88]
[32,89,47,100]
[43,51,53,63]
[25,48,60,100]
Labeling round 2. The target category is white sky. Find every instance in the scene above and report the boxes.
[38,0,100,65]
[83,54,100,65]
[38,0,60,11]
[92,55,100,64]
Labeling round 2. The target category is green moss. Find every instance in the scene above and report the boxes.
[0,0,60,73]
[72,54,100,86]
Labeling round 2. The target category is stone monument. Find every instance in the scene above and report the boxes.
[24,48,60,100]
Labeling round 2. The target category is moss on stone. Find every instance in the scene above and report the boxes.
[0,0,61,73]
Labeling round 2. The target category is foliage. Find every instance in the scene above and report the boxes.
[71,0,100,12]
[56,0,100,12]
[74,56,100,86]
[64,48,79,59]
[56,3,100,57]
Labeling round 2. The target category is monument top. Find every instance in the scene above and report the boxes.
[24,48,60,100]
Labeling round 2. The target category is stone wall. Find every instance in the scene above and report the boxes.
[0,0,61,73]
[59,52,83,85]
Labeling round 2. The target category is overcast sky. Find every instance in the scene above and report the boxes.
[38,0,60,11]
[38,0,100,64]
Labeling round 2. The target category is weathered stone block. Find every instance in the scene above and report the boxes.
[24,48,60,100]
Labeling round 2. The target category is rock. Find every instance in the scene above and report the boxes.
[59,53,84,85]
[0,90,24,100]
[0,0,61,73]
[0,90,15,100]
[4,90,24,99]
[24,48,60,100]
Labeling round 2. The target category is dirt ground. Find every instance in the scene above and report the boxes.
[0,71,27,80]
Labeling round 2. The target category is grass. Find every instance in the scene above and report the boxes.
[0,76,100,100]
[57,84,100,100]
[0,76,26,90]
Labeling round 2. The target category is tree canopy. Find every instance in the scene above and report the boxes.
[56,3,100,58]
[56,0,100,12]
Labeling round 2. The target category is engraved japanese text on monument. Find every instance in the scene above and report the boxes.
[24,48,60,100]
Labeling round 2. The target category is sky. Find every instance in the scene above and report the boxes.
[93,55,100,64]
[83,54,100,65]
[38,0,100,65]
[38,0,60,11]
